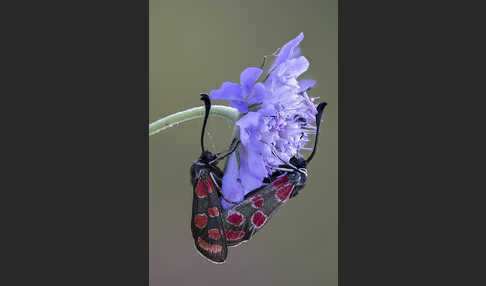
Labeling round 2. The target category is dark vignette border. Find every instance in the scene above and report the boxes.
[339,0,417,284]
[338,1,472,285]
[9,1,150,285]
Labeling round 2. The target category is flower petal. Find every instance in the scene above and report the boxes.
[220,148,265,209]
[229,99,249,113]
[236,111,262,146]
[220,153,245,209]
[240,67,263,88]
[239,146,265,192]
[270,32,304,71]
[244,140,267,178]
[298,79,316,93]
[210,81,241,101]
[283,56,310,79]
[247,82,266,105]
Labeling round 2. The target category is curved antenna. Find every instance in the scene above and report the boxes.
[200,94,211,153]
[306,102,327,164]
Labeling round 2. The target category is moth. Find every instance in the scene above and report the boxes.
[221,102,327,247]
[189,94,239,263]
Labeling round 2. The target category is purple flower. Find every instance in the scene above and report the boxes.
[211,33,321,209]
[210,67,267,113]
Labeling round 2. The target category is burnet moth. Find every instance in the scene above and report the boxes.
[189,94,239,263]
[221,102,327,247]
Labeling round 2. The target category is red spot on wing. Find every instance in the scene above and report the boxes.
[205,177,214,193]
[250,194,264,208]
[226,230,245,241]
[194,214,208,229]
[226,210,244,226]
[208,228,221,240]
[251,210,268,228]
[272,175,289,189]
[275,184,293,202]
[195,180,208,198]
[197,237,222,253]
[208,207,219,217]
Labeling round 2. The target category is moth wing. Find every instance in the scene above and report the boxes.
[222,175,295,246]
[191,174,228,263]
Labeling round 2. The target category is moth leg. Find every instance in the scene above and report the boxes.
[265,164,294,173]
[271,149,299,170]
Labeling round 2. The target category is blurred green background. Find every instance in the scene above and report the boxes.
[149,1,337,285]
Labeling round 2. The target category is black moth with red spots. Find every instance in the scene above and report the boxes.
[221,102,327,247]
[189,94,238,263]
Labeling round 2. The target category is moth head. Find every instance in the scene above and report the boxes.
[200,150,217,164]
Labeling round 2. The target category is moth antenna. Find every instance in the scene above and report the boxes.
[305,102,327,164]
[200,94,211,153]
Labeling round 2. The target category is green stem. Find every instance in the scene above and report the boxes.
[149,105,240,136]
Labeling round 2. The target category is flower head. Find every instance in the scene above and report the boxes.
[210,33,321,209]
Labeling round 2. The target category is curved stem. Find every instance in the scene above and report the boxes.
[149,105,239,136]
